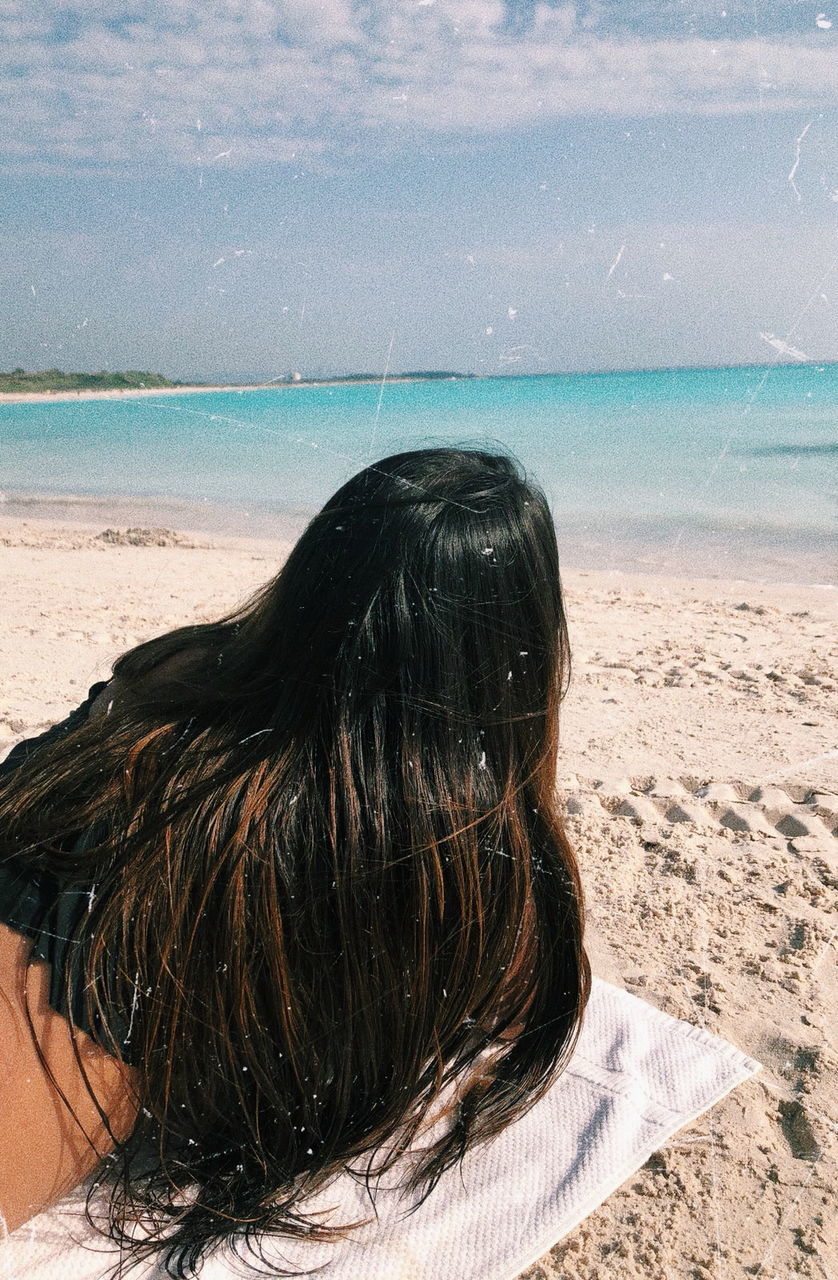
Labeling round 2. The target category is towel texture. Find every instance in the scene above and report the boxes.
[1,979,760,1280]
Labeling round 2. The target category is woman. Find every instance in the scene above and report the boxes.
[0,447,590,1275]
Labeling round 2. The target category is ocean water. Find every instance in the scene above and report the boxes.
[1,363,835,583]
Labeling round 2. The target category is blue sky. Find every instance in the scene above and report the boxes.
[2,1,838,378]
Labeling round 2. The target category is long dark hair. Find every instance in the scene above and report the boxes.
[0,447,589,1275]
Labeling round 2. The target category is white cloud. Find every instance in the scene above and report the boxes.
[0,2,836,173]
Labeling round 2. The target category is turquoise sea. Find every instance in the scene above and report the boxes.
[1,363,835,583]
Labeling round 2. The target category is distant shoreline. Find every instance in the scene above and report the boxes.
[0,376,471,405]
[0,384,233,405]
[3,356,834,405]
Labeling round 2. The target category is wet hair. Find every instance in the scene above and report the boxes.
[0,447,590,1276]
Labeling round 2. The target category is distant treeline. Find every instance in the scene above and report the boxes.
[0,369,177,393]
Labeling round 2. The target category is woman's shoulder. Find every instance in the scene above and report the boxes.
[90,645,213,721]
[0,680,111,777]
[0,644,215,777]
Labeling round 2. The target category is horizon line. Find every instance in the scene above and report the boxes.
[201,356,838,385]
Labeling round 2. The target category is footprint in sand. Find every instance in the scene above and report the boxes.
[559,774,838,850]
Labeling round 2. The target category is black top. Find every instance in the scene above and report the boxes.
[0,681,134,1060]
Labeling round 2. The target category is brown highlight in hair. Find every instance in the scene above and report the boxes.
[0,447,590,1276]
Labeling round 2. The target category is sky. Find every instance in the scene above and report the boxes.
[2,0,838,379]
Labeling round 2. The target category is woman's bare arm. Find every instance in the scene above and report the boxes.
[0,651,204,1231]
[0,923,139,1234]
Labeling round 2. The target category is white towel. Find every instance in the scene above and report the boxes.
[1,980,760,1280]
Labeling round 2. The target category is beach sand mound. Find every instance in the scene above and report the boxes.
[95,526,193,547]
[0,525,196,551]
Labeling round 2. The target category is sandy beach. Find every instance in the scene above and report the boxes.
[0,517,835,1279]
[0,384,243,404]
